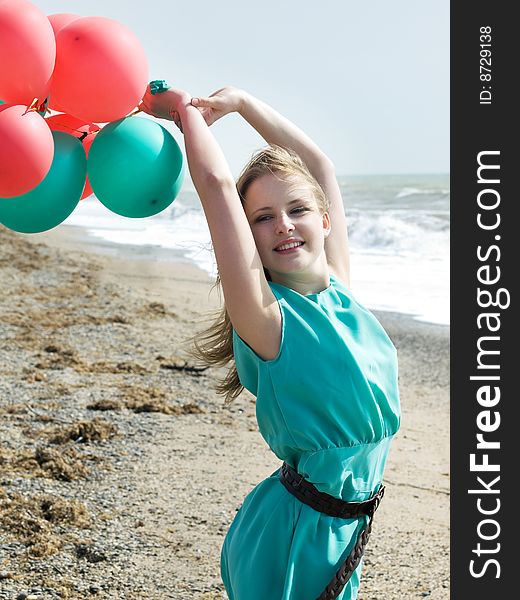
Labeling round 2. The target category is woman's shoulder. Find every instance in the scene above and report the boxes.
[327,268,350,291]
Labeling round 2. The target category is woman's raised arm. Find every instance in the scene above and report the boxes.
[192,87,350,287]
[140,87,282,360]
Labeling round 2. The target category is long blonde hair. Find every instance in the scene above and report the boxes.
[189,145,329,403]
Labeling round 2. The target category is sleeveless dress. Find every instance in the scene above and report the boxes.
[221,274,401,600]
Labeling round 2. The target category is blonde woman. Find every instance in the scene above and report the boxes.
[141,84,400,600]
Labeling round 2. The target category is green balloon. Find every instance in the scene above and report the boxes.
[0,131,86,234]
[87,117,184,218]
[171,156,185,198]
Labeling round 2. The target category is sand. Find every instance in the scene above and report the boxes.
[0,224,449,599]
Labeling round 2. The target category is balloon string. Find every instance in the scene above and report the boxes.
[22,98,49,116]
[47,122,98,138]
[23,98,40,115]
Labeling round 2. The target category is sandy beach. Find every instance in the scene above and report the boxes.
[0,224,449,599]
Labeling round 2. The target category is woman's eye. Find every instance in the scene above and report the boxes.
[255,207,306,223]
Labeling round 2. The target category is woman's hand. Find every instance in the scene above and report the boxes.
[140,85,192,132]
[191,86,245,126]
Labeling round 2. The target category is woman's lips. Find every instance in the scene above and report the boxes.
[274,242,305,254]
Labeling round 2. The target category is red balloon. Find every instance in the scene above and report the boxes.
[45,113,100,199]
[49,17,148,122]
[0,104,54,197]
[45,113,100,138]
[46,14,81,113]
[0,0,56,105]
[47,13,81,37]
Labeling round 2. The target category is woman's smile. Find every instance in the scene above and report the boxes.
[273,239,306,254]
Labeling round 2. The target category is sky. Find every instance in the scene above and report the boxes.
[32,0,449,177]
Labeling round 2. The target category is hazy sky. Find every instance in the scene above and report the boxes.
[33,0,449,177]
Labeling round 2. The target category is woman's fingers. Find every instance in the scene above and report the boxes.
[191,97,214,108]
[200,108,215,126]
[191,91,236,125]
[169,110,183,133]
[191,104,216,126]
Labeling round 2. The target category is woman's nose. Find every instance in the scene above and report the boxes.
[275,213,295,234]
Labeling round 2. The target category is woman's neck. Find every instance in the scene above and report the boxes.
[269,269,331,296]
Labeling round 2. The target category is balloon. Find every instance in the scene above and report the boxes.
[45,13,84,115]
[45,113,100,200]
[170,158,185,202]
[49,17,148,122]
[45,113,100,138]
[47,13,80,37]
[0,131,86,233]
[0,0,56,105]
[0,104,54,197]
[46,14,81,112]
[88,117,184,218]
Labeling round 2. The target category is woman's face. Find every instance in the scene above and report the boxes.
[243,173,330,281]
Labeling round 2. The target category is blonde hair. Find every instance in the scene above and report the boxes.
[189,145,329,403]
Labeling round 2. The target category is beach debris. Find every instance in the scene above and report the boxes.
[23,370,47,382]
[119,384,206,415]
[0,445,90,481]
[75,543,108,563]
[157,355,209,376]
[86,399,124,412]
[0,491,91,557]
[84,360,151,374]
[34,446,91,480]
[131,400,205,415]
[119,384,167,409]
[0,233,51,271]
[34,344,80,370]
[146,301,176,317]
[47,418,119,444]
[134,300,178,319]
[0,571,14,580]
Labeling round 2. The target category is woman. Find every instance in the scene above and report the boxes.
[141,84,400,600]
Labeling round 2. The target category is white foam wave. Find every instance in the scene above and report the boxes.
[347,211,448,258]
[396,187,450,198]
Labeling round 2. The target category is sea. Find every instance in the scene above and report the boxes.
[63,173,450,326]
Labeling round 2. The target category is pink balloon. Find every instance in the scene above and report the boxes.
[0,0,56,105]
[47,13,81,37]
[45,113,100,199]
[49,17,148,122]
[0,104,54,197]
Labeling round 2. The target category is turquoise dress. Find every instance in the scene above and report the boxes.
[221,274,400,600]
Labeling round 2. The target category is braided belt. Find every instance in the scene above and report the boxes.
[279,462,385,600]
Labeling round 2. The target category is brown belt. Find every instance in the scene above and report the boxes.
[279,462,385,600]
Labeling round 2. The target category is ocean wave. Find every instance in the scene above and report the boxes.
[395,187,450,198]
[347,211,449,257]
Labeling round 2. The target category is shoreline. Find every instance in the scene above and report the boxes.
[29,222,451,332]
[1,224,450,599]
